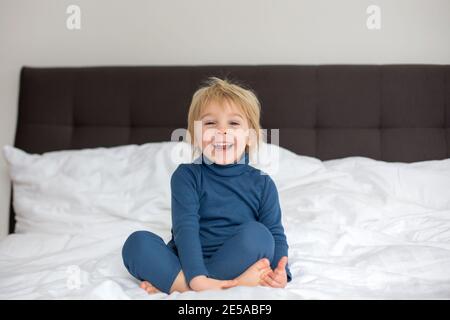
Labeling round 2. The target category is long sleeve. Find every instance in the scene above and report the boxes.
[257,175,292,282]
[170,165,209,284]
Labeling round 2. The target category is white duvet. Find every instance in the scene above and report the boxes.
[1,141,449,299]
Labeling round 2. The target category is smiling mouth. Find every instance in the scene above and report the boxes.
[212,142,234,151]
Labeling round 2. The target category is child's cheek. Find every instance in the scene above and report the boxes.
[201,127,215,146]
[234,129,249,149]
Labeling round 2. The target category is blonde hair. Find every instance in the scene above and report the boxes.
[187,77,262,158]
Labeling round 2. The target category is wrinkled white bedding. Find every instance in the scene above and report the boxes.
[1,142,450,299]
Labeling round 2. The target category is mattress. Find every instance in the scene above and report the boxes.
[1,143,450,299]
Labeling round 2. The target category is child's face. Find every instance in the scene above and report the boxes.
[197,100,250,165]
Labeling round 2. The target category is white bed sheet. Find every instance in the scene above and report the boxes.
[1,155,450,299]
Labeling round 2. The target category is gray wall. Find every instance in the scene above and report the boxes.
[1,0,449,239]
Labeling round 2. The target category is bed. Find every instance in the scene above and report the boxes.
[1,65,449,299]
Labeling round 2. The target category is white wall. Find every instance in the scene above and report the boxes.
[1,0,449,239]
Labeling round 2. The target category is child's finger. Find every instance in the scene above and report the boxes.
[259,276,273,287]
[262,273,281,288]
[267,272,284,287]
[274,266,284,275]
[256,258,271,270]
[262,270,274,278]
[276,256,288,272]
[259,278,272,287]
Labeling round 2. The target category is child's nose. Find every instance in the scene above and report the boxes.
[216,127,228,135]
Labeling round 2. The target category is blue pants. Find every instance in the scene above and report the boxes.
[122,221,275,294]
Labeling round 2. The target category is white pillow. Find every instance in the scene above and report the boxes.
[323,156,450,210]
[249,142,325,191]
[2,141,193,234]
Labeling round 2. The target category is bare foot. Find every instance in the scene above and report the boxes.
[234,258,272,287]
[169,270,190,294]
[140,280,161,294]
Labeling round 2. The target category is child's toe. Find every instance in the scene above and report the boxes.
[256,258,270,269]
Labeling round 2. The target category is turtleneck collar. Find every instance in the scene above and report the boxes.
[195,151,250,177]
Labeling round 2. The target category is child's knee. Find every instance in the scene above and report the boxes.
[122,231,159,264]
[240,221,273,240]
[239,221,275,258]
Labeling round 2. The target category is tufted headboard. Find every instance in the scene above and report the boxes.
[9,64,450,233]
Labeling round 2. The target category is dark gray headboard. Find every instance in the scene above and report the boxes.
[10,64,450,233]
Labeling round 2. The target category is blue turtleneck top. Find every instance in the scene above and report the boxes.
[168,151,292,284]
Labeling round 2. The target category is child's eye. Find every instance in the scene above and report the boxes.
[230,122,240,126]
[204,121,215,125]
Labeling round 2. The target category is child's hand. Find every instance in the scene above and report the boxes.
[259,256,288,288]
[189,275,238,292]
